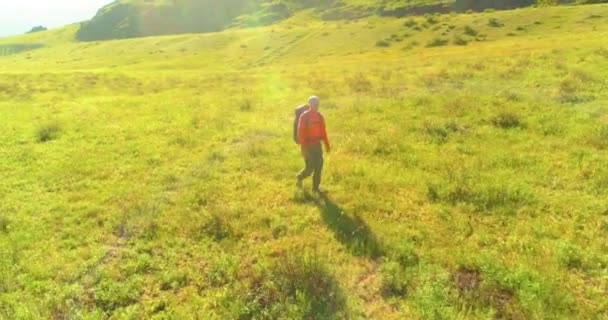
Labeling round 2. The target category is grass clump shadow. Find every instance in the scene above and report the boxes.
[198,212,233,242]
[425,121,461,144]
[453,36,468,46]
[240,99,253,111]
[375,39,390,47]
[464,25,478,36]
[488,18,504,28]
[492,112,523,129]
[404,19,418,28]
[36,122,61,142]
[425,14,440,25]
[426,37,449,48]
[236,252,348,320]
[93,278,143,314]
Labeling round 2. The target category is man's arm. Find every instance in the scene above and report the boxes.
[321,116,330,153]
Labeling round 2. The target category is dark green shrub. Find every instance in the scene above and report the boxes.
[556,241,584,269]
[404,19,418,28]
[271,218,287,239]
[391,240,419,267]
[426,37,449,47]
[492,112,522,129]
[379,261,409,297]
[426,14,440,25]
[425,121,460,143]
[199,213,232,241]
[36,122,61,142]
[375,39,390,47]
[237,253,347,319]
[207,255,237,287]
[240,99,252,111]
[160,270,189,291]
[94,278,143,313]
[556,76,585,103]
[464,25,478,36]
[453,36,468,46]
[488,18,504,27]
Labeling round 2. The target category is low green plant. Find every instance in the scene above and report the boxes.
[36,122,61,142]
[426,37,449,47]
[236,253,348,319]
[492,112,523,129]
[453,36,468,46]
[464,25,479,36]
[375,39,390,47]
[379,260,409,297]
[488,18,504,27]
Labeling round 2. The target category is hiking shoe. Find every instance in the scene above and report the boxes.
[312,187,322,195]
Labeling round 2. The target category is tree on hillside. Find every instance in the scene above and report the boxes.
[27,26,47,34]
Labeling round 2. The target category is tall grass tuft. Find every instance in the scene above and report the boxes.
[236,253,347,319]
[426,38,449,47]
[492,112,523,129]
[36,122,61,142]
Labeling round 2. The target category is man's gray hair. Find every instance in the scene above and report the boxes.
[308,96,320,107]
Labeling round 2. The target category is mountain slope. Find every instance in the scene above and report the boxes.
[75,0,258,41]
[72,0,592,41]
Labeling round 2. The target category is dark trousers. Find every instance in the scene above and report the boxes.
[298,143,324,190]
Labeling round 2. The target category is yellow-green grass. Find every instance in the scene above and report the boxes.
[1,4,607,319]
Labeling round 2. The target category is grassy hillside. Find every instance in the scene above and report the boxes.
[72,0,592,41]
[1,4,608,319]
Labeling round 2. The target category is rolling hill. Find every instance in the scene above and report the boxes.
[72,0,602,41]
[0,1,607,319]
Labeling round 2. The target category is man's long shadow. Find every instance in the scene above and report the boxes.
[303,192,382,259]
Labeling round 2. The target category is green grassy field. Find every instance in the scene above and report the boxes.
[1,4,608,319]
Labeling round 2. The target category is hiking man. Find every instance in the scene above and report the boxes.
[295,96,330,194]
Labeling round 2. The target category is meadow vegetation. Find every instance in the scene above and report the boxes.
[0,3,607,319]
